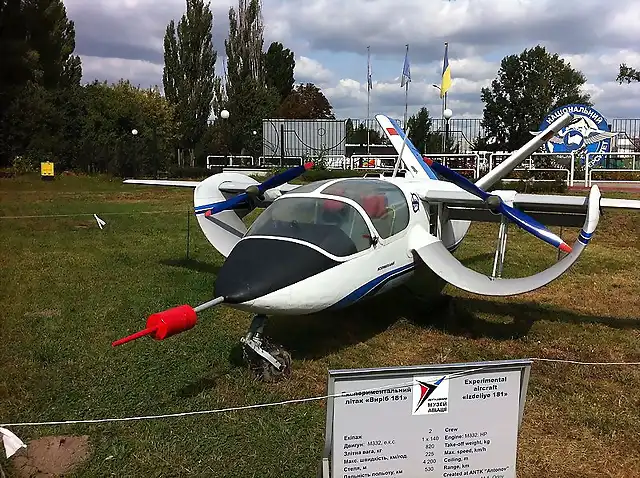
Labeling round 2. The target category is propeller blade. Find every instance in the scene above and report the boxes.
[424,157,489,200]
[497,202,572,253]
[258,161,314,193]
[204,192,251,217]
[200,161,314,217]
[424,157,571,253]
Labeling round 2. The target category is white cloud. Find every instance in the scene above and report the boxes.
[65,0,640,122]
[294,56,333,84]
[80,56,164,88]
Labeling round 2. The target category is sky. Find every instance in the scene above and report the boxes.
[65,0,640,124]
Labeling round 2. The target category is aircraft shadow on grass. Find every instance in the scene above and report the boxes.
[183,288,640,398]
[248,256,640,363]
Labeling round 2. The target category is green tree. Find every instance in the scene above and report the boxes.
[264,41,295,103]
[480,45,591,151]
[0,0,84,167]
[81,80,178,176]
[23,0,82,88]
[346,119,382,145]
[406,107,454,154]
[223,0,278,155]
[226,0,264,88]
[163,0,217,166]
[617,64,640,84]
[277,83,334,119]
[407,107,433,153]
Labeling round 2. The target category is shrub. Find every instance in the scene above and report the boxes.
[591,170,640,181]
[490,179,568,193]
[168,166,219,178]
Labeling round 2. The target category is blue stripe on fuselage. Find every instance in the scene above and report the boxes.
[326,262,416,310]
[388,117,438,180]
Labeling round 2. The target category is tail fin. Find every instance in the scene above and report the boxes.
[376,114,438,180]
[123,173,258,258]
[194,173,261,257]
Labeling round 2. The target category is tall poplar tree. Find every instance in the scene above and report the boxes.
[264,41,295,103]
[163,0,216,165]
[23,0,82,88]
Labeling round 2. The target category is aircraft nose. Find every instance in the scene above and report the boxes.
[214,238,339,304]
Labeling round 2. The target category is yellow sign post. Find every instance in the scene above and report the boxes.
[40,162,54,180]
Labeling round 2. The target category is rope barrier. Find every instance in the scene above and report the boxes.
[0,210,187,219]
[1,358,638,429]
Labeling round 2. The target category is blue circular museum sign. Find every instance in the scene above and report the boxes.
[537,104,617,166]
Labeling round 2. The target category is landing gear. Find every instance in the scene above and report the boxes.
[491,216,509,278]
[240,314,292,382]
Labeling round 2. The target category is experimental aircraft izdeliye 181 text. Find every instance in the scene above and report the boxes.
[112,112,640,380]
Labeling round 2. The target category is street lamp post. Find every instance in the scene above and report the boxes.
[220,109,230,167]
[443,108,452,154]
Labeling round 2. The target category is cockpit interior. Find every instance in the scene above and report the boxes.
[245,178,410,258]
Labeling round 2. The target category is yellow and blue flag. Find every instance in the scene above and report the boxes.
[440,42,451,97]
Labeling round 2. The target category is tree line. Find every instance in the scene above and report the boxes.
[1,0,638,175]
[0,0,335,176]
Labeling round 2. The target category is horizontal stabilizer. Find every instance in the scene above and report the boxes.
[411,185,601,296]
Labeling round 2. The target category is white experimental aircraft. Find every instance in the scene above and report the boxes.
[112,111,640,380]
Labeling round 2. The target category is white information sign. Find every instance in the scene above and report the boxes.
[319,359,531,478]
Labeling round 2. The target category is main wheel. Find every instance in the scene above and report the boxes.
[242,342,292,382]
[258,346,292,382]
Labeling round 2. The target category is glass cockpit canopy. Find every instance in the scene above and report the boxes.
[245,196,371,257]
[321,179,410,239]
[244,178,411,257]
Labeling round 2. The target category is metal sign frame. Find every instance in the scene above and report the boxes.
[319,358,532,478]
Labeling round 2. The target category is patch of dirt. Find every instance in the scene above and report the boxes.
[24,310,61,319]
[10,435,91,477]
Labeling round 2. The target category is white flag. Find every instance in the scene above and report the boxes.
[94,214,106,229]
[0,427,26,458]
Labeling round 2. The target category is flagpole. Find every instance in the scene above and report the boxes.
[441,42,449,152]
[442,92,446,152]
[403,44,409,127]
[367,45,371,155]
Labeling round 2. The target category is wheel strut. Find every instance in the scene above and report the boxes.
[240,314,291,381]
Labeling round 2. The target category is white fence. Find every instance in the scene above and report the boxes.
[584,152,640,186]
[205,151,640,186]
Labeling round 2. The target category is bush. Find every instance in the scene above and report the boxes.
[490,179,567,193]
[168,166,219,178]
[11,154,39,175]
[591,170,640,181]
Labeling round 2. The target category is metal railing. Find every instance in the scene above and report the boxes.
[423,153,482,179]
[203,149,640,188]
[584,152,640,186]
[258,156,304,167]
[349,155,398,170]
[206,155,256,168]
[488,152,575,185]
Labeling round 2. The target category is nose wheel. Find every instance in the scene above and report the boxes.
[240,314,292,382]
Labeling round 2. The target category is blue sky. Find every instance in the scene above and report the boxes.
[66,0,640,124]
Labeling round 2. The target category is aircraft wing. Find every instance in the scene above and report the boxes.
[410,186,602,296]
[124,179,201,187]
[124,177,301,202]
[417,186,640,227]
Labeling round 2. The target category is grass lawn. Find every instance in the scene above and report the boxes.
[0,173,639,477]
